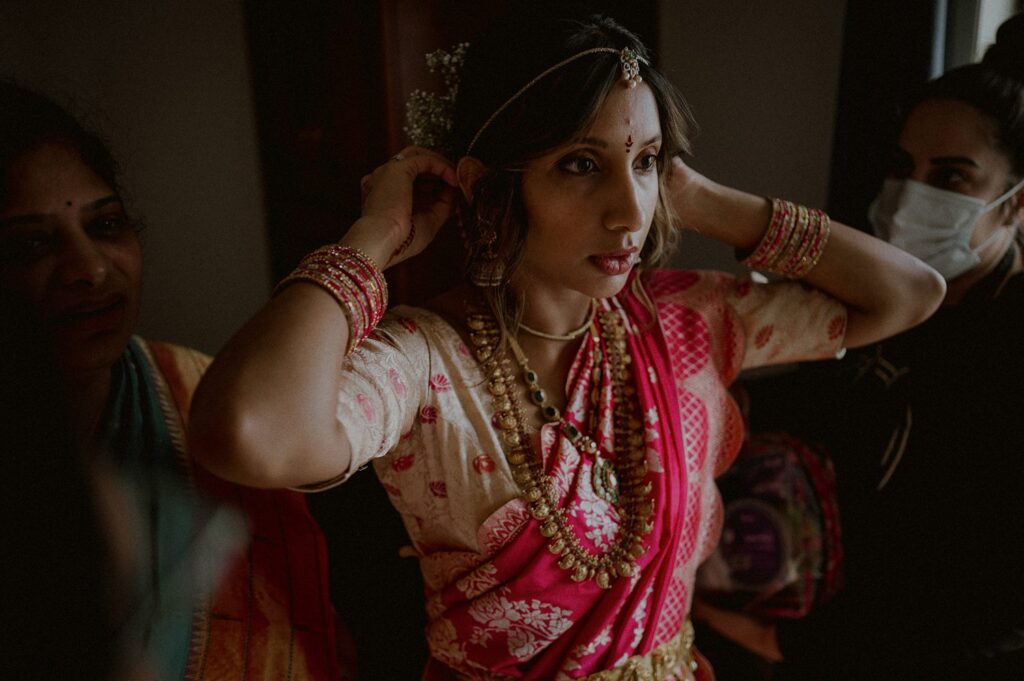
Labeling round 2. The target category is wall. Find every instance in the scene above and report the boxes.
[658,1,847,272]
[0,1,848,349]
[0,0,268,355]
[976,0,1021,59]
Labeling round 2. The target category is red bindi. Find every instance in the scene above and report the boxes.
[625,135,634,151]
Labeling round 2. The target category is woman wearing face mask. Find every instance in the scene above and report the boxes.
[724,13,1024,681]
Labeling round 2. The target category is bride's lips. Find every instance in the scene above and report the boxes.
[53,296,127,336]
[589,248,638,276]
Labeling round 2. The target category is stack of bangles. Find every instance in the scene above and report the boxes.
[740,198,831,278]
[273,244,388,356]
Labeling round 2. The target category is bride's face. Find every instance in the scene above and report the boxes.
[515,82,662,303]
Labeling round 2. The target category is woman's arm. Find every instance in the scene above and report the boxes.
[188,149,457,489]
[667,158,946,348]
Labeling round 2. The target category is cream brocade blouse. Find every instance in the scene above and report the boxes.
[302,270,846,605]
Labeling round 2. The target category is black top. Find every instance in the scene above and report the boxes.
[745,246,1024,679]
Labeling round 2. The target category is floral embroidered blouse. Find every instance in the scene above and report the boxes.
[304,269,845,674]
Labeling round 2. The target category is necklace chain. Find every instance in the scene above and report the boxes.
[506,326,622,504]
[467,302,654,588]
[518,301,596,342]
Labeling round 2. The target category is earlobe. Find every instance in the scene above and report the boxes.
[457,157,488,203]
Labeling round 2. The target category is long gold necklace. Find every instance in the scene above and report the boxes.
[506,327,621,505]
[467,303,654,588]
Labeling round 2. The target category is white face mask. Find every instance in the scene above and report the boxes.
[868,177,1024,280]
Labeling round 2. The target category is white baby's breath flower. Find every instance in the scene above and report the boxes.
[403,42,469,154]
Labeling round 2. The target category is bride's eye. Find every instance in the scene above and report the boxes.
[559,155,599,176]
[636,153,659,173]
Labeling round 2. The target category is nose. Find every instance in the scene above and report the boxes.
[603,171,648,233]
[58,231,109,288]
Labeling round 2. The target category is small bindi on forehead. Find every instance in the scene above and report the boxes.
[66,200,72,207]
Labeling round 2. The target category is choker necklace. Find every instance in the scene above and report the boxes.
[467,302,653,589]
[518,301,596,341]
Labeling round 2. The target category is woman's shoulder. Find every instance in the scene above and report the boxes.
[132,336,212,387]
[384,286,478,349]
[135,336,211,363]
[641,268,744,310]
[355,295,480,377]
[381,302,465,348]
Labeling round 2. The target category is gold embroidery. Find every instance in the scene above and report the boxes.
[579,620,698,681]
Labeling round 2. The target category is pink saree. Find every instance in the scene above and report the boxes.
[422,278,703,680]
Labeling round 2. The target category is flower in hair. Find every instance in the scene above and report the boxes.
[403,42,469,155]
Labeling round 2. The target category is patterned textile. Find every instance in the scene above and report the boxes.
[317,270,845,679]
[126,338,343,680]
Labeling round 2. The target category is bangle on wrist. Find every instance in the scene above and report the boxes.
[274,244,389,356]
[740,198,830,278]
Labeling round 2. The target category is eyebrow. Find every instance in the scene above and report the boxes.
[575,134,662,149]
[0,195,122,230]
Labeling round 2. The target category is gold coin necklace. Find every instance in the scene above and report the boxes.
[466,302,654,588]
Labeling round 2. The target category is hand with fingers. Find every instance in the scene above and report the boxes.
[348,146,459,269]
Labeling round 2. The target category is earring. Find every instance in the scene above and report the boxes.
[470,225,504,287]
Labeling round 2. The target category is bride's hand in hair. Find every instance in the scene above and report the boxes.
[665,154,712,233]
[346,146,458,268]
[666,154,772,250]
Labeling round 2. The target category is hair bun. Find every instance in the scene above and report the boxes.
[982,13,1024,84]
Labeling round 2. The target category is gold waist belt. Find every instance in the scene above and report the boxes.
[583,619,698,681]
[450,619,698,681]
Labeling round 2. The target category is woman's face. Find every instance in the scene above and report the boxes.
[894,98,1021,248]
[0,142,141,378]
[515,82,662,305]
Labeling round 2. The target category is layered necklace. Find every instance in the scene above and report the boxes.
[466,301,654,588]
[518,302,595,341]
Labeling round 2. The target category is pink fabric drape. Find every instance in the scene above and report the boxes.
[423,281,692,679]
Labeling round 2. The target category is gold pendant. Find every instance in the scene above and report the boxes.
[591,457,620,505]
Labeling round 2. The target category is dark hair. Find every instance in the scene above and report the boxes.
[0,80,122,208]
[907,13,1024,182]
[449,6,694,329]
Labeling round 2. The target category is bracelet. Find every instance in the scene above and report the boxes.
[274,244,389,356]
[740,198,830,278]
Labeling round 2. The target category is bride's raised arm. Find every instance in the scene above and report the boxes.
[188,149,456,489]
[667,157,946,348]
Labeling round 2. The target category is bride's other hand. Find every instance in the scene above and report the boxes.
[665,155,711,233]
[348,146,458,268]
[665,155,772,246]
[664,154,945,348]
